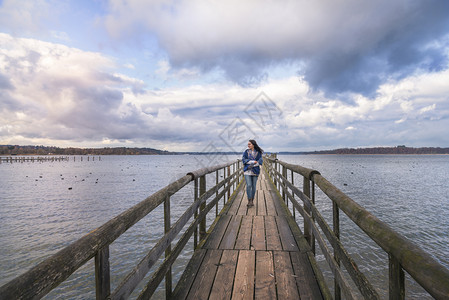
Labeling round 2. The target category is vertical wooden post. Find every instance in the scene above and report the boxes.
[237,161,240,185]
[164,195,172,298]
[311,181,316,254]
[199,175,206,241]
[333,202,341,300]
[227,166,231,200]
[389,255,405,300]
[273,161,279,191]
[95,246,110,300]
[303,176,312,246]
[194,178,198,249]
[233,163,236,191]
[216,170,219,216]
[282,165,286,203]
[291,170,295,219]
[223,169,226,205]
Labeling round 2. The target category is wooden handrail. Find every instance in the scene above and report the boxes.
[0,160,242,299]
[313,173,449,299]
[264,156,449,300]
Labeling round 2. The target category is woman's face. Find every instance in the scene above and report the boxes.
[248,142,254,150]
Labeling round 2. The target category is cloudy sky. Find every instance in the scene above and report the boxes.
[1,0,449,152]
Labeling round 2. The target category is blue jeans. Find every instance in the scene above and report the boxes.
[244,175,258,199]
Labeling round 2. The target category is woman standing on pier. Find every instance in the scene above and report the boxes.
[242,140,263,207]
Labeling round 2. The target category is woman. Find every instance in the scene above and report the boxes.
[242,139,263,207]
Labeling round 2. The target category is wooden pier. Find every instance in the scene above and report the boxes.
[1,156,449,300]
[0,156,101,163]
[172,170,325,299]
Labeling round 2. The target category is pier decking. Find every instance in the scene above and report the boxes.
[173,170,324,299]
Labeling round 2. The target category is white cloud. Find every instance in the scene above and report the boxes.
[2,32,449,151]
[0,0,53,34]
[419,104,436,114]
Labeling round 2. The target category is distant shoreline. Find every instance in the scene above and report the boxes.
[1,145,448,156]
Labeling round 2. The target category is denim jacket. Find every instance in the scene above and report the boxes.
[242,149,263,175]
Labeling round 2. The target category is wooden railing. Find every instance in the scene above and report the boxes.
[0,160,243,299]
[264,154,449,300]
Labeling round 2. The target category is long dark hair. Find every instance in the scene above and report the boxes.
[249,139,264,154]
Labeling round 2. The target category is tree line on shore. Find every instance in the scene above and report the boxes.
[0,145,170,156]
[296,146,449,155]
[1,145,448,156]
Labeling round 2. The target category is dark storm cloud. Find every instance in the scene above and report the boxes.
[305,1,449,96]
[105,0,449,96]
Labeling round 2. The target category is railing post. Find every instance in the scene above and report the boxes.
[311,181,316,254]
[227,166,231,200]
[237,161,240,185]
[282,165,286,203]
[291,169,295,219]
[333,202,341,300]
[95,246,110,300]
[303,176,312,246]
[389,254,405,300]
[233,162,236,191]
[223,168,226,205]
[164,195,172,298]
[194,178,198,249]
[216,170,219,217]
[199,175,206,241]
[273,160,279,191]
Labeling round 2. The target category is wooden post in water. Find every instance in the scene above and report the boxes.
[95,246,111,300]
[199,175,206,241]
[164,195,172,298]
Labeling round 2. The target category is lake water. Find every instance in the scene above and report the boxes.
[1,154,448,299]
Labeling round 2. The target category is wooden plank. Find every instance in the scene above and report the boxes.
[276,216,299,251]
[227,187,244,215]
[172,249,207,300]
[257,190,267,216]
[271,190,286,216]
[231,250,255,300]
[186,249,222,300]
[237,193,248,215]
[264,190,277,216]
[251,216,266,250]
[273,251,300,299]
[203,215,232,249]
[255,251,276,299]
[290,252,324,300]
[209,250,239,300]
[235,216,253,250]
[265,216,282,251]
[219,215,242,249]
[260,175,269,190]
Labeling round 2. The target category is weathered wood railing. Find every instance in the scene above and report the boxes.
[265,154,449,300]
[0,160,243,299]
